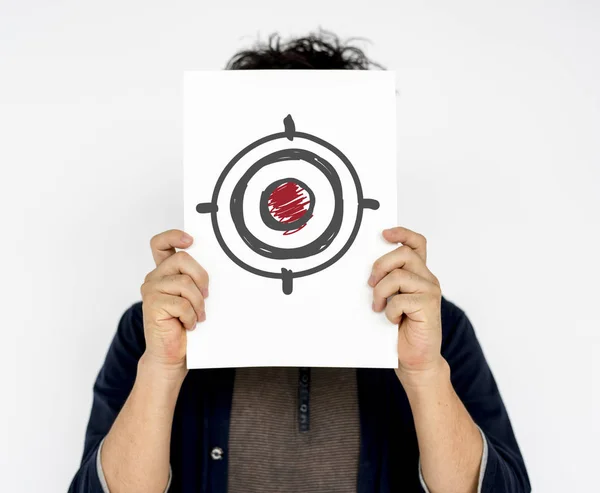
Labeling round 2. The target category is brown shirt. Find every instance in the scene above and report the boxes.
[227,367,361,493]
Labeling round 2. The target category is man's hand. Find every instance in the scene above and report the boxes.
[369,226,444,385]
[139,229,209,377]
[371,227,484,493]
[100,229,208,493]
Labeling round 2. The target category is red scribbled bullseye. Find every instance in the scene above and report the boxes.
[268,181,312,235]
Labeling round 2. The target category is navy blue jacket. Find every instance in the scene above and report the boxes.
[68,297,530,492]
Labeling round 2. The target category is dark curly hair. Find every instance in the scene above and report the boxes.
[225,30,382,70]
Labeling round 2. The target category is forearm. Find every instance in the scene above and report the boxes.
[100,353,185,493]
[400,358,483,493]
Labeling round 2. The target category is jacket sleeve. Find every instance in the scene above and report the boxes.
[67,302,146,493]
[440,297,531,493]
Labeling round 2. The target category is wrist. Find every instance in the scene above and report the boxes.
[395,356,451,395]
[136,353,187,392]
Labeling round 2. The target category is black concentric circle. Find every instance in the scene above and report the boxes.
[229,148,343,260]
[259,177,315,233]
[195,114,380,294]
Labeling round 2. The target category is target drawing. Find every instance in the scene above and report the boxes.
[195,114,380,295]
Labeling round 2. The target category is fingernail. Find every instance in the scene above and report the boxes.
[198,311,206,322]
[200,287,209,298]
[189,323,197,331]
[372,301,377,311]
[368,274,376,286]
[181,233,193,244]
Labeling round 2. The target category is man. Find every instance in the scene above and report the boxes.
[69,33,530,493]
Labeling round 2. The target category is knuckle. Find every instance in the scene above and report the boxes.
[181,274,194,289]
[401,295,415,308]
[429,273,441,287]
[186,302,197,318]
[196,297,205,311]
[144,291,157,304]
[181,298,194,314]
[173,295,187,308]
[387,294,399,310]
[373,284,383,299]
[392,268,405,282]
[393,294,405,308]
[399,244,412,256]
[385,300,399,322]
[175,250,191,261]
[195,265,208,282]
[149,233,160,249]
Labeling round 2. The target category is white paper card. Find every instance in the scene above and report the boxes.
[183,70,398,369]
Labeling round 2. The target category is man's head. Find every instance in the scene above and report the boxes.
[225,31,381,70]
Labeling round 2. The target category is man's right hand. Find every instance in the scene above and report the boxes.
[139,229,209,376]
[97,229,205,493]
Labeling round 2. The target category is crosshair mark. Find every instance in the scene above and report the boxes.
[195,114,380,295]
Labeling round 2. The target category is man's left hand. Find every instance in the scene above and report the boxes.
[369,226,444,384]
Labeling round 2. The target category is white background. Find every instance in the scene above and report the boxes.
[1,1,599,491]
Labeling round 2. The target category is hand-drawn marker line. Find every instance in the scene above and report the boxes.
[231,148,343,260]
[260,178,315,234]
[195,114,380,294]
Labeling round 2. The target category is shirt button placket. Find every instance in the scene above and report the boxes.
[298,367,311,433]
